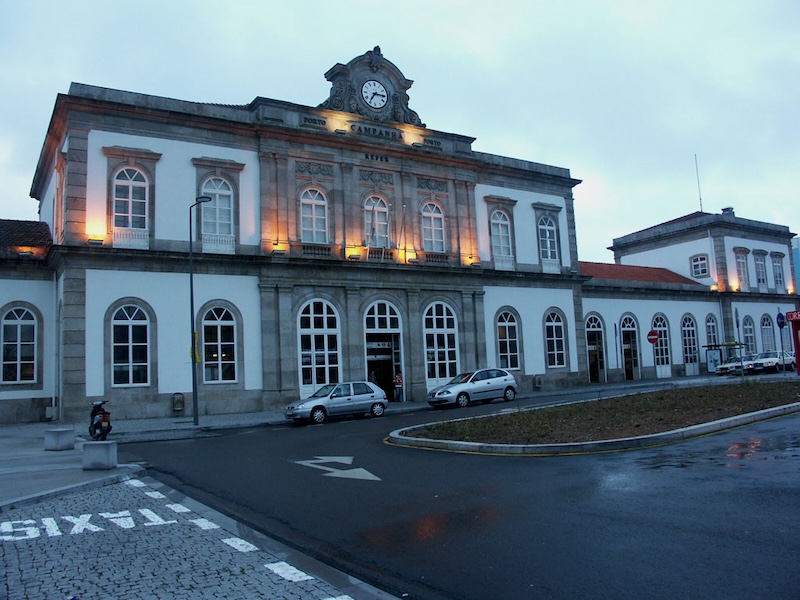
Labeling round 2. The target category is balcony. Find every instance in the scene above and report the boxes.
[113,227,149,249]
[202,233,235,255]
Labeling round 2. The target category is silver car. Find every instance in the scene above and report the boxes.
[285,381,387,424]
[427,368,517,408]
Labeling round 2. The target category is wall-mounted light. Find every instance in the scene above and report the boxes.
[348,253,361,261]
[335,129,347,135]
[470,262,482,267]
[407,257,419,264]
[87,238,104,246]
[271,249,286,256]
[411,142,423,148]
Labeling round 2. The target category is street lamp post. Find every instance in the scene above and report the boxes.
[190,196,212,426]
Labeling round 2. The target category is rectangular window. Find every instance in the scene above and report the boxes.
[691,255,708,278]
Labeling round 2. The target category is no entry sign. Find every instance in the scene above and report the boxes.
[647,330,659,344]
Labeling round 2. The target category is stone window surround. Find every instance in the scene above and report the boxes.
[198,299,245,388]
[484,195,517,267]
[532,201,562,265]
[103,298,159,394]
[102,146,162,242]
[193,156,246,250]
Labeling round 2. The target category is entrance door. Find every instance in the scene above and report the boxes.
[620,316,639,381]
[586,316,605,383]
[365,301,403,400]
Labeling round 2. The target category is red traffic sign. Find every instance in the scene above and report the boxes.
[647,330,659,344]
[786,310,800,322]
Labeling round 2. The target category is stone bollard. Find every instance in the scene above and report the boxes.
[44,428,75,451]
[82,441,118,470]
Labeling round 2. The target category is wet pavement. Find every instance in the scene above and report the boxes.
[1,374,796,598]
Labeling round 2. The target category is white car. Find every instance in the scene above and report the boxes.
[716,355,754,376]
[748,351,796,373]
[285,381,387,424]
[427,368,517,408]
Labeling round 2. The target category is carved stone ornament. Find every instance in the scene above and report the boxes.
[296,162,334,177]
[360,170,394,185]
[319,46,426,127]
[417,177,448,192]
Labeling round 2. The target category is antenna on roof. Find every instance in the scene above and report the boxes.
[694,153,703,212]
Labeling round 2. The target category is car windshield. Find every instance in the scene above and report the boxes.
[448,372,474,384]
[757,352,778,359]
[308,384,335,398]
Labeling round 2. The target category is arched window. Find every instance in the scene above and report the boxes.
[422,203,445,253]
[201,177,235,253]
[490,210,513,269]
[705,314,719,347]
[298,300,340,395]
[742,315,757,354]
[1,307,36,383]
[113,168,148,230]
[620,314,639,380]
[497,311,520,370]
[653,315,670,366]
[538,216,558,261]
[364,301,403,386]
[681,315,699,365]
[424,302,458,387]
[112,305,149,386]
[760,314,776,352]
[365,196,390,248]
[300,189,328,244]
[203,307,237,382]
[545,311,566,368]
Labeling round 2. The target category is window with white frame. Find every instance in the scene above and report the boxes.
[298,300,340,395]
[300,189,329,244]
[545,311,566,368]
[742,315,756,354]
[490,210,514,270]
[735,250,750,291]
[424,302,458,386]
[365,195,390,248]
[497,311,520,370]
[201,177,235,254]
[691,255,709,278]
[705,314,719,347]
[1,307,36,383]
[422,203,446,253]
[203,307,237,383]
[538,216,558,261]
[681,315,699,365]
[653,315,671,366]
[760,314,776,352]
[754,252,768,291]
[112,305,149,386]
[113,168,148,230]
[772,254,785,289]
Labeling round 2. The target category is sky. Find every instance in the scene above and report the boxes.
[0,0,797,262]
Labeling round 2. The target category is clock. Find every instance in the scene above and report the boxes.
[361,80,388,109]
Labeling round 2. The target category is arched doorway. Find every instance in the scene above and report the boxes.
[364,301,403,400]
[620,315,640,381]
[586,315,606,383]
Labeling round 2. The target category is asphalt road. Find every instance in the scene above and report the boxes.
[122,401,800,600]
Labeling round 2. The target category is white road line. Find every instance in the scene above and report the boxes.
[189,518,219,530]
[145,491,166,499]
[222,537,258,552]
[165,503,191,513]
[125,480,146,488]
[264,561,314,582]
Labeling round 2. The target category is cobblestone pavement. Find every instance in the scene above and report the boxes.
[1,475,394,599]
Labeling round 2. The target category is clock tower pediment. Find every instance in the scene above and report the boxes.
[319,46,425,127]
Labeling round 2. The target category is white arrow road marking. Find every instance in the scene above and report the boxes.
[294,456,381,481]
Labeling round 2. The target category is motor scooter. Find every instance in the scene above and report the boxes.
[88,400,112,441]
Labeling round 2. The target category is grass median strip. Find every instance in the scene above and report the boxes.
[410,380,800,445]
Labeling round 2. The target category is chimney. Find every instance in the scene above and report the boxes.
[721,207,735,216]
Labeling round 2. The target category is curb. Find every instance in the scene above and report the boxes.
[387,401,800,456]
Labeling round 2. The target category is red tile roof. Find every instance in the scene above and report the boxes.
[579,261,701,285]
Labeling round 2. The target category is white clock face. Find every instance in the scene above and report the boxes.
[361,80,388,109]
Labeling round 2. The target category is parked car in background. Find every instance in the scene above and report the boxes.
[428,368,517,408]
[285,381,387,424]
[748,351,797,373]
[716,355,755,376]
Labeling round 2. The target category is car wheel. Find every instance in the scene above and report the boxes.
[370,402,385,417]
[310,406,327,424]
[503,387,516,402]
[456,393,469,408]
